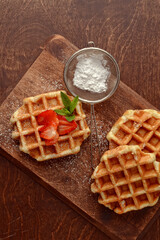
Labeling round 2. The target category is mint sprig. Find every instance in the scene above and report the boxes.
[54,92,79,122]
[60,91,71,109]
[69,96,78,113]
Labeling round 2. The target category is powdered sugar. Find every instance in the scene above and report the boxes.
[73,53,111,93]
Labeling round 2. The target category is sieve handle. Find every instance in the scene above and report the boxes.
[90,104,101,169]
[87,41,95,47]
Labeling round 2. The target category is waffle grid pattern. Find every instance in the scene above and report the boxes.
[11,91,90,161]
[107,110,160,162]
[91,146,160,214]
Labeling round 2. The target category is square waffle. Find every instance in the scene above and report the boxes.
[107,109,160,162]
[91,145,160,214]
[10,91,90,161]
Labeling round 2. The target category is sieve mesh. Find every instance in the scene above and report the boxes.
[64,47,120,104]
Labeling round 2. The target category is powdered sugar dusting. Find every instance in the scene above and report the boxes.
[0,96,22,153]
[73,53,111,93]
[39,76,64,92]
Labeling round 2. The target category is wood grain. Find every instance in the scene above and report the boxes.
[1,0,160,107]
[0,34,160,240]
[0,155,108,240]
[0,0,160,239]
[0,154,158,240]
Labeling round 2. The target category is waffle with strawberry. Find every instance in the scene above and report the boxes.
[10,91,90,161]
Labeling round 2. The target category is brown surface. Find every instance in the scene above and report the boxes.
[0,34,160,240]
[0,154,108,240]
[0,0,160,240]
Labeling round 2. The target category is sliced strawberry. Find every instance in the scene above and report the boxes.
[45,133,59,145]
[39,122,57,132]
[39,124,58,140]
[58,118,77,135]
[57,115,73,125]
[37,110,59,127]
[38,125,45,131]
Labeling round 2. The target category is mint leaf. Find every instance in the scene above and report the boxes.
[65,115,75,122]
[61,92,71,110]
[55,92,79,122]
[70,96,79,113]
[54,109,66,116]
[63,108,71,115]
[55,108,71,116]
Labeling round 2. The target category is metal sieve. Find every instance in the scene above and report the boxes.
[64,42,120,169]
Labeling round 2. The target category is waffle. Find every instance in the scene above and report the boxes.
[107,109,160,162]
[10,91,90,161]
[91,145,160,214]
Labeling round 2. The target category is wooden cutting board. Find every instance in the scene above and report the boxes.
[0,35,159,240]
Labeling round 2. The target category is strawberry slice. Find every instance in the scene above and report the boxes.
[57,115,77,135]
[58,122,77,135]
[57,115,76,125]
[37,110,59,127]
[45,134,59,145]
[39,124,58,140]
[57,115,70,125]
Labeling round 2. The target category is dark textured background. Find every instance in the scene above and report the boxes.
[0,0,160,239]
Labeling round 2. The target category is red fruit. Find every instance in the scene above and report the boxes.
[57,116,77,135]
[37,110,59,127]
[45,133,59,145]
[57,115,71,125]
[39,124,58,140]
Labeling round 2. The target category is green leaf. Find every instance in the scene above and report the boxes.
[69,96,79,113]
[54,109,67,116]
[55,93,79,122]
[61,92,71,110]
[65,115,75,122]
[63,108,71,115]
[55,108,71,116]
